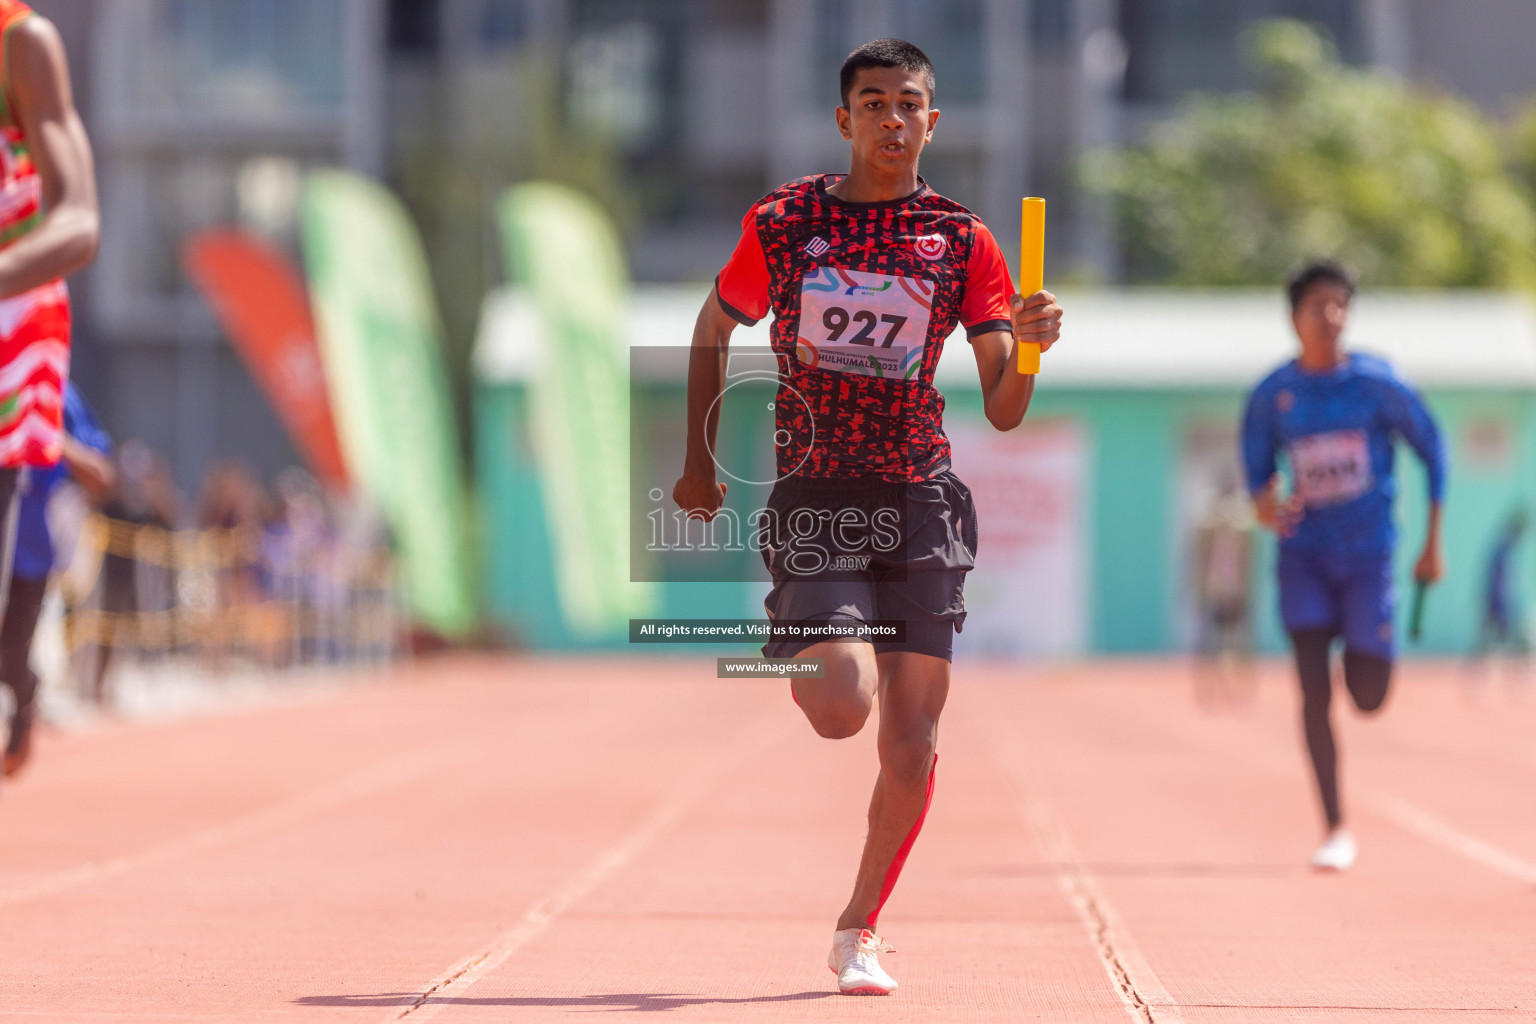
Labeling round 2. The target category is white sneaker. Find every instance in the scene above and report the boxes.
[827,927,897,995]
[1311,828,1357,872]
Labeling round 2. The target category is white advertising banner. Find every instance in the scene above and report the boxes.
[947,418,1090,658]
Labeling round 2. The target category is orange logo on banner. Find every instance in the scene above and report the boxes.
[182,230,349,489]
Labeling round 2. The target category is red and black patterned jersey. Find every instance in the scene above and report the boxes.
[715,174,1014,483]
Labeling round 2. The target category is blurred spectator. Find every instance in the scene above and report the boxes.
[195,462,280,665]
[47,451,396,702]
[77,441,179,705]
[1474,510,1529,660]
[1192,478,1256,707]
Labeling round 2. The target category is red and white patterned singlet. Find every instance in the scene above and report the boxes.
[0,0,69,468]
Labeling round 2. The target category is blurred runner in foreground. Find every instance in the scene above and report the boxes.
[673,39,1062,994]
[1192,477,1255,708]
[1,382,110,775]
[1242,260,1445,872]
[0,0,98,621]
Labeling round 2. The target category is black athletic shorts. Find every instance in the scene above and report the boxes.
[758,468,977,662]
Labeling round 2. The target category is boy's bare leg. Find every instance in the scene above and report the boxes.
[835,651,948,931]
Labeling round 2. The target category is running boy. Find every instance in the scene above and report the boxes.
[673,39,1062,993]
[0,0,99,615]
[2,382,112,776]
[1241,260,1445,872]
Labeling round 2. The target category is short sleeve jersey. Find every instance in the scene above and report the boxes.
[1240,353,1446,554]
[715,174,1014,482]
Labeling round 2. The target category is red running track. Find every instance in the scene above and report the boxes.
[1,656,1534,1022]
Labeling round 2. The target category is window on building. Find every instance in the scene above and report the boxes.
[1120,0,1360,104]
[479,0,528,49]
[812,0,988,108]
[117,0,347,118]
[888,0,985,105]
[389,0,440,55]
[1031,0,1075,49]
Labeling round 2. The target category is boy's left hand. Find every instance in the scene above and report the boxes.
[1010,290,1063,353]
[1414,543,1444,585]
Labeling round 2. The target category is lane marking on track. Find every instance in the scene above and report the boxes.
[391,714,783,1023]
[0,746,460,910]
[970,711,1186,1024]
[1360,792,1536,886]
[1107,687,1536,889]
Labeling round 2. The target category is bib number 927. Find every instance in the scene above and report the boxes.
[822,306,907,348]
[796,267,934,379]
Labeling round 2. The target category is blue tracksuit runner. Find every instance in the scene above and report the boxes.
[1241,353,1446,658]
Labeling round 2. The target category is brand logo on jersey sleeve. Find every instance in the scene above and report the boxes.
[913,234,947,261]
[803,236,830,257]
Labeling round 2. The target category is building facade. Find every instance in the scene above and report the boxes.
[34,0,1536,498]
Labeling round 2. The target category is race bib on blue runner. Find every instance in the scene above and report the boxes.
[1290,430,1372,507]
[795,267,933,380]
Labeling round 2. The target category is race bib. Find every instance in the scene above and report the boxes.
[795,267,933,380]
[1289,430,1372,507]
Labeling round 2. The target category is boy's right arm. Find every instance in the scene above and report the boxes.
[676,205,769,520]
[671,288,739,521]
[0,15,99,299]
[1241,383,1301,537]
[61,433,116,500]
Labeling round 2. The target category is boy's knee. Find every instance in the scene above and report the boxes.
[793,641,876,738]
[1343,651,1392,713]
[803,693,872,738]
[1351,688,1388,714]
[0,661,36,707]
[794,677,874,740]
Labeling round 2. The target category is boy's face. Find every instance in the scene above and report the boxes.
[1291,280,1351,352]
[835,65,938,175]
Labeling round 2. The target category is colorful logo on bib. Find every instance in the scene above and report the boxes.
[914,234,947,261]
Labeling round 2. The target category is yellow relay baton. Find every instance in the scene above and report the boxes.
[1017,197,1045,375]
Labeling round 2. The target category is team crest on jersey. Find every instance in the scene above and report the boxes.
[913,234,947,261]
[1277,389,1294,412]
[803,236,830,257]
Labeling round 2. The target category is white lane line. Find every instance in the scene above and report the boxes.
[1363,791,1536,886]
[1090,685,1536,1004]
[0,746,460,910]
[391,715,783,1022]
[1163,710,1536,888]
[972,714,1187,1024]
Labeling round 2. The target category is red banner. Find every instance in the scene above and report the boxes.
[182,230,349,490]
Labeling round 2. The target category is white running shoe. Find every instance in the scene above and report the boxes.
[827,927,897,995]
[1311,828,1357,872]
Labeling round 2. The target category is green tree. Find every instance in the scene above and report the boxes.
[1085,20,1536,288]
[1510,99,1536,201]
